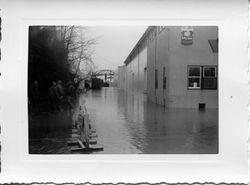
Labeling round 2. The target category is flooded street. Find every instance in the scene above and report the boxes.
[83,87,218,154]
[29,87,218,154]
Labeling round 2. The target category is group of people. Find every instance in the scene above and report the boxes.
[48,80,76,112]
[29,79,80,113]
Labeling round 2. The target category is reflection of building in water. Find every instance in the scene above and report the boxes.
[118,26,218,108]
[116,88,218,153]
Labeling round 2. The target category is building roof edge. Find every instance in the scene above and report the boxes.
[124,26,154,65]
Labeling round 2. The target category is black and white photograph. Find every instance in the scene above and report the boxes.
[28,26,218,154]
[1,0,249,183]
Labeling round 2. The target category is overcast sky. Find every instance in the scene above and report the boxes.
[87,26,147,71]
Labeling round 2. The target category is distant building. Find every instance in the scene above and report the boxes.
[117,66,126,90]
[118,26,218,109]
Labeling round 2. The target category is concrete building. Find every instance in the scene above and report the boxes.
[117,65,126,90]
[118,26,218,109]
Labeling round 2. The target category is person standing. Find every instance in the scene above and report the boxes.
[56,80,64,111]
[48,81,60,112]
[66,81,75,111]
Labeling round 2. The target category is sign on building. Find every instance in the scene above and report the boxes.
[181,26,194,45]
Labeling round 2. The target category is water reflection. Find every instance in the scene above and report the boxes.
[29,111,72,154]
[83,87,218,154]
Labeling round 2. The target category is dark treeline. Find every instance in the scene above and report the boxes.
[28,26,72,96]
[28,26,96,97]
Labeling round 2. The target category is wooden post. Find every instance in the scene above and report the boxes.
[80,114,90,148]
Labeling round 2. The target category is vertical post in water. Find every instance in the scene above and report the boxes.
[80,113,90,149]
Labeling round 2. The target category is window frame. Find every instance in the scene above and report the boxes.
[202,66,217,90]
[187,65,217,90]
[187,66,202,89]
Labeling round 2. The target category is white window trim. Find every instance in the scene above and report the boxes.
[188,66,202,89]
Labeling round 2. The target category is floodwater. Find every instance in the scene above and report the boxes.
[29,110,72,154]
[83,87,218,154]
[29,87,218,154]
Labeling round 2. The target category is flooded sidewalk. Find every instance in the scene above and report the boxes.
[29,93,100,154]
[29,110,73,154]
[29,95,85,154]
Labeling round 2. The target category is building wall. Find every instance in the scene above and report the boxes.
[121,26,218,109]
[167,26,218,108]
[147,28,170,106]
[138,47,147,94]
[117,65,126,89]
[125,55,137,92]
[123,46,147,94]
[146,31,156,103]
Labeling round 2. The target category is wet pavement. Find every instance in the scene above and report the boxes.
[29,87,218,154]
[29,111,72,154]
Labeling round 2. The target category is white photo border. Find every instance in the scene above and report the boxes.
[0,0,248,183]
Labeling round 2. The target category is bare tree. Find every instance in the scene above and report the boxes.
[57,26,97,79]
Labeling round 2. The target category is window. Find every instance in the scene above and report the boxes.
[155,69,158,89]
[188,66,201,89]
[202,67,217,89]
[188,66,217,89]
[163,67,166,89]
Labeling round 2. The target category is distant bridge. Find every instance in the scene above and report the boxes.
[92,69,115,82]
